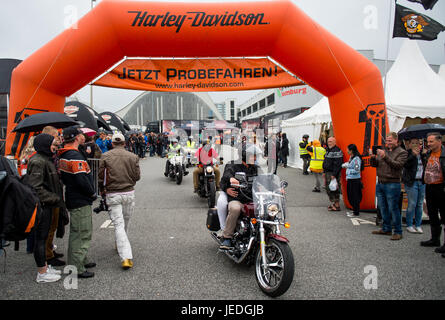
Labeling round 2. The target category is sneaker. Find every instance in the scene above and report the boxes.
[390,234,403,241]
[47,265,62,275]
[47,257,66,267]
[346,212,355,218]
[122,259,134,270]
[415,227,423,234]
[219,238,233,250]
[406,226,417,233]
[312,188,321,193]
[36,271,61,283]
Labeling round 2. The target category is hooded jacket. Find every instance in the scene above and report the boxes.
[27,134,63,208]
[58,146,96,210]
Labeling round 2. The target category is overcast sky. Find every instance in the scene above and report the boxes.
[1,0,444,113]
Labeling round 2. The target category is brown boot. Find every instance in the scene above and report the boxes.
[390,234,403,241]
[372,229,392,235]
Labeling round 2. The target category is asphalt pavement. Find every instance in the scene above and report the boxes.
[1,154,444,300]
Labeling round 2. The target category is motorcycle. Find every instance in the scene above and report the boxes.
[183,147,196,168]
[207,173,294,297]
[165,150,187,185]
[197,159,221,208]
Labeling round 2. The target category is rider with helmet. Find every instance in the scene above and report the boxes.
[164,138,186,176]
[219,145,261,250]
[193,139,221,193]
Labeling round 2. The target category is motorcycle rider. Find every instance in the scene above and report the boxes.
[193,139,221,193]
[165,138,189,177]
[219,145,261,250]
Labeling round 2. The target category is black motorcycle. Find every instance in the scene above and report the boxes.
[197,162,220,208]
[207,173,294,297]
[165,150,187,185]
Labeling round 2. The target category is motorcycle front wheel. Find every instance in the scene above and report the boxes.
[176,165,183,185]
[207,180,216,208]
[255,239,294,297]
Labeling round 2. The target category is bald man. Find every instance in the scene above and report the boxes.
[323,137,344,211]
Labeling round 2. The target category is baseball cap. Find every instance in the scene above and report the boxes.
[63,126,82,141]
[112,132,125,143]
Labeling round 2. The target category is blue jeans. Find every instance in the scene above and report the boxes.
[405,181,425,228]
[376,182,402,235]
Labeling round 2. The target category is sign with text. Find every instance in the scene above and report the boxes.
[93,58,303,92]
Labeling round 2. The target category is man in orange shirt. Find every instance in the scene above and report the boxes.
[420,132,445,258]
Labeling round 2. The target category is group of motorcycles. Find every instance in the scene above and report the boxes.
[164,142,219,208]
[163,140,295,297]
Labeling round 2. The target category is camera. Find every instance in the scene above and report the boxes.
[93,196,109,214]
[372,145,383,155]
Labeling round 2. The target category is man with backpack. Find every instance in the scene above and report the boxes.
[58,126,97,279]
[27,133,65,283]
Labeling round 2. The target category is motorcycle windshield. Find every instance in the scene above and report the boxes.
[252,174,286,220]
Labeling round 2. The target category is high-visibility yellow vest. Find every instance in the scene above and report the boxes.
[168,144,181,159]
[187,140,195,149]
[299,141,309,156]
[310,146,326,172]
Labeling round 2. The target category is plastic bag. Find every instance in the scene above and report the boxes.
[329,178,338,191]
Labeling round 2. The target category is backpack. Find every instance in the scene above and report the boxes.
[0,156,42,248]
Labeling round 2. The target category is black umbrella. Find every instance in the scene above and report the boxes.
[398,123,445,140]
[99,111,130,133]
[64,101,111,131]
[12,112,78,133]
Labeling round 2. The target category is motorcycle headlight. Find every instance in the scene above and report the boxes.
[206,166,214,174]
[267,203,279,218]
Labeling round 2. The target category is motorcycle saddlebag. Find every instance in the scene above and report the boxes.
[206,208,220,231]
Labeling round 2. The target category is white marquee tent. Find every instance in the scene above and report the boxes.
[282,40,445,169]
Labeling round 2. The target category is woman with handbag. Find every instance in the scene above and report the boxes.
[342,144,364,217]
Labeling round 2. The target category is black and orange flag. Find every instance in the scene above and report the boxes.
[406,0,439,10]
[393,4,445,40]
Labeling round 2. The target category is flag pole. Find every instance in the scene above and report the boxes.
[383,0,395,95]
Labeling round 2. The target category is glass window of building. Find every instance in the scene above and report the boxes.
[259,99,266,109]
[267,94,275,106]
[252,103,258,113]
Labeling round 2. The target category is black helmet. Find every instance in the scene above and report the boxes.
[303,134,309,139]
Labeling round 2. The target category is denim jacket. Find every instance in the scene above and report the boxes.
[345,156,361,180]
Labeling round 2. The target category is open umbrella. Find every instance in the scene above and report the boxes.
[99,111,130,133]
[398,123,445,140]
[80,127,97,137]
[64,101,111,131]
[12,112,77,133]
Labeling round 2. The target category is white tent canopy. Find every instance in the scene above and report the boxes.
[282,40,445,169]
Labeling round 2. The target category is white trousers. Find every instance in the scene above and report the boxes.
[216,191,228,231]
[107,191,135,261]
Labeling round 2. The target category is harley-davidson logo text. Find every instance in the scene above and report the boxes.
[129,10,269,33]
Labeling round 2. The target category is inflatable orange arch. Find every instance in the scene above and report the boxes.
[6,0,387,210]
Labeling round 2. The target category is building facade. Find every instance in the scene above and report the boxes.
[115,91,224,125]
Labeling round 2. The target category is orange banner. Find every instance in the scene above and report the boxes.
[93,58,303,91]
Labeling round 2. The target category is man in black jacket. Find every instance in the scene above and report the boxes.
[323,137,344,211]
[58,126,97,279]
[219,146,260,250]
